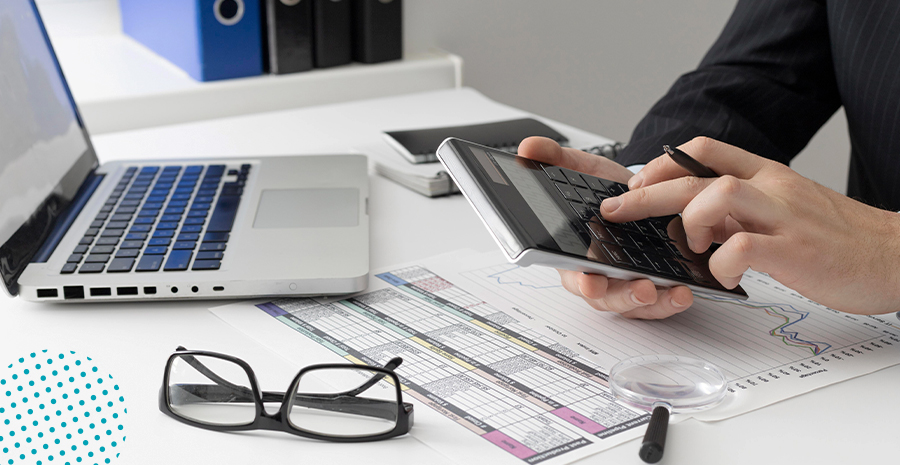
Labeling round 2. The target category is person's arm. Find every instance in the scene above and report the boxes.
[617,0,842,168]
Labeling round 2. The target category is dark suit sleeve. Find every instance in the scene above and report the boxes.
[617,0,842,166]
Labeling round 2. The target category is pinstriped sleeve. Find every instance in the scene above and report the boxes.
[617,0,842,167]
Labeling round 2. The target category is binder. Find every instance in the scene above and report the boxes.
[120,0,264,82]
[313,0,353,68]
[352,0,402,64]
[264,0,315,74]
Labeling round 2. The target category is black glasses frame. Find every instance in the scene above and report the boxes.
[158,346,414,442]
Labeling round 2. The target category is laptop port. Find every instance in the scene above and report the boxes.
[90,287,112,297]
[171,286,178,294]
[213,286,224,292]
[37,289,58,298]
[117,287,138,296]
[143,286,157,295]
[63,286,84,300]
[191,286,199,293]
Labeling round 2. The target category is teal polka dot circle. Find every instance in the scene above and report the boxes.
[0,351,126,465]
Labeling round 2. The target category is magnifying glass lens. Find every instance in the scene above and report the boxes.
[609,355,727,463]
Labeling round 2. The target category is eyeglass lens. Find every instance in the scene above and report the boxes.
[288,367,400,438]
[167,355,256,426]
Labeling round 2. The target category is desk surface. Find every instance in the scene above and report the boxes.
[1,88,896,465]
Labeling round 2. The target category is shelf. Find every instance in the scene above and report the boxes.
[37,0,462,134]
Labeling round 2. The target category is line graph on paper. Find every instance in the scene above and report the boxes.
[458,263,885,381]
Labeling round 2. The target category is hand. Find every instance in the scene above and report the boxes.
[601,136,900,315]
[517,137,696,319]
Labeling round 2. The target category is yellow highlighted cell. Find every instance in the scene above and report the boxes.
[411,337,476,370]
[471,320,537,351]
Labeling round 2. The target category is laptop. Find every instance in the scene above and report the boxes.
[0,1,369,302]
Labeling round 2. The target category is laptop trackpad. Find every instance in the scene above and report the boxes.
[253,189,359,229]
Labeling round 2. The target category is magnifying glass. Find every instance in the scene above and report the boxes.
[609,355,727,463]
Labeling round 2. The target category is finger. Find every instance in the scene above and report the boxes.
[630,136,768,189]
[518,136,634,183]
[708,232,796,289]
[601,175,716,222]
[558,269,585,297]
[682,176,784,253]
[619,286,694,319]
[575,272,609,300]
[586,278,658,314]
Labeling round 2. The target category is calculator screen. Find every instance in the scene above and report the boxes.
[472,147,587,256]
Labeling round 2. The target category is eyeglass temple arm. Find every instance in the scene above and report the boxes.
[174,347,254,399]
[342,356,404,397]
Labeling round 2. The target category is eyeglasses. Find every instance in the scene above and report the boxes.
[158,346,414,442]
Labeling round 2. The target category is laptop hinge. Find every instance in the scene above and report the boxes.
[31,171,105,263]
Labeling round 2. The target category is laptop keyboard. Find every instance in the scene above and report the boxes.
[60,163,250,274]
[539,163,705,283]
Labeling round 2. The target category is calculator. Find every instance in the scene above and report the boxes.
[436,138,748,299]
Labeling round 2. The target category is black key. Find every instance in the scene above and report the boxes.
[228,169,239,176]
[199,242,226,252]
[73,245,89,254]
[196,251,224,260]
[181,225,202,233]
[191,260,220,271]
[85,254,111,263]
[96,237,120,246]
[619,221,640,234]
[61,263,77,274]
[101,229,123,237]
[144,246,168,255]
[221,186,242,196]
[94,212,109,221]
[202,232,229,242]
[240,163,251,171]
[130,224,152,232]
[67,254,83,263]
[207,195,240,232]
[149,238,171,246]
[126,232,148,241]
[560,169,589,188]
[136,255,163,272]
[198,189,217,197]
[78,263,104,273]
[634,220,656,237]
[606,227,630,246]
[586,222,616,243]
[120,241,144,249]
[110,214,132,222]
[606,182,627,196]
[173,241,196,250]
[569,202,592,220]
[116,249,140,258]
[90,245,115,254]
[601,243,632,266]
[624,248,653,270]
[107,221,129,230]
[107,258,135,273]
[90,220,105,229]
[177,233,200,242]
[665,259,690,279]
[584,176,611,196]
[645,253,669,274]
[576,187,601,206]
[164,250,193,271]
[184,218,205,225]
[79,236,94,245]
[628,233,651,250]
[84,228,100,237]
[555,183,581,202]
[650,219,672,241]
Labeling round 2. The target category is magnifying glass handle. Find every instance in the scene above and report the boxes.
[639,405,670,463]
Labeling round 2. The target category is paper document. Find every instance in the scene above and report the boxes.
[210,250,900,464]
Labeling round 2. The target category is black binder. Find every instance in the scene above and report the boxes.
[313,0,353,68]
[352,0,402,64]
[264,0,315,74]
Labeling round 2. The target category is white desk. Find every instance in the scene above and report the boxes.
[1,88,897,465]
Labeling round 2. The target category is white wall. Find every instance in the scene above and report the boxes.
[405,0,851,194]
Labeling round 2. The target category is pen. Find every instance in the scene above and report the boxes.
[662,145,718,178]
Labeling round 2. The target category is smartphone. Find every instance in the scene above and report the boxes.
[436,137,747,299]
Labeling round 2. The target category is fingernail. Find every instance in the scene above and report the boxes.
[671,296,688,308]
[628,290,645,306]
[602,196,622,213]
[628,173,643,190]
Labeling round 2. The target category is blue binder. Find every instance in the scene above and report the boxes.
[120,0,263,81]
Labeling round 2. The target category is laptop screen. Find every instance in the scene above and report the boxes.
[0,0,98,295]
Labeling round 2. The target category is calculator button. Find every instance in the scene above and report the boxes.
[560,169,589,188]
[665,259,691,280]
[543,166,567,182]
[644,253,668,273]
[556,183,582,202]
[601,243,633,266]
[605,182,628,196]
[586,222,616,243]
[569,202,593,220]
[606,226,630,246]
[634,220,656,237]
[619,221,640,233]
[583,176,610,196]
[576,187,601,206]
[624,248,654,270]
[628,233,651,250]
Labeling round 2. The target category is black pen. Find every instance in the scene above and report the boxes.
[662,145,718,178]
